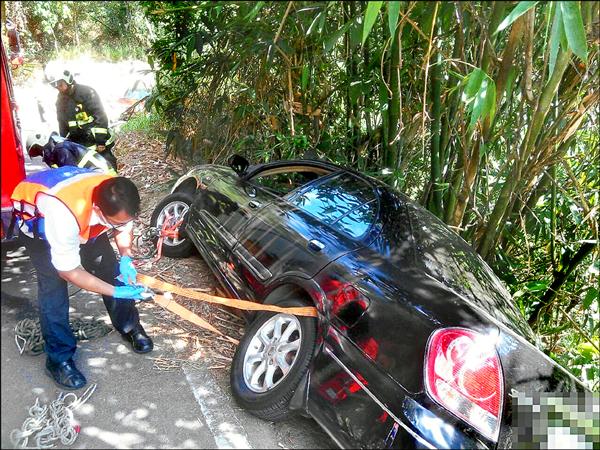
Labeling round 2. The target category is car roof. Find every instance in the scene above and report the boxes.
[242,159,389,195]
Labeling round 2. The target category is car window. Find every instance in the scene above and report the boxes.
[288,173,378,239]
[249,167,331,196]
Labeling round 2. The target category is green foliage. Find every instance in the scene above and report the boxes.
[548,1,589,74]
[51,42,147,62]
[387,1,401,36]
[140,0,599,389]
[560,1,588,63]
[495,1,539,34]
[4,1,152,63]
[119,111,164,139]
[362,1,383,44]
[461,68,496,131]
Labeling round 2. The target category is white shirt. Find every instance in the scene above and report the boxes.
[19,193,132,271]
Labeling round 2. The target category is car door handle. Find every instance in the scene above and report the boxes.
[308,239,325,252]
[248,200,261,209]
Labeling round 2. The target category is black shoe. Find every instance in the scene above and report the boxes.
[124,325,153,354]
[45,358,87,390]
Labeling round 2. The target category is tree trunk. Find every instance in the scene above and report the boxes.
[386,12,403,169]
[450,139,480,227]
[477,49,572,259]
[428,50,443,216]
[529,242,597,328]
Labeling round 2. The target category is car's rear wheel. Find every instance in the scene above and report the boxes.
[230,298,317,422]
[150,192,195,258]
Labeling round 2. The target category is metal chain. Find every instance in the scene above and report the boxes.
[132,226,160,260]
[14,318,113,356]
[10,383,97,449]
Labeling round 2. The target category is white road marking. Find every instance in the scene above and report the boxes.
[183,366,252,449]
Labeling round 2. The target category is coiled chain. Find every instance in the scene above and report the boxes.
[10,384,97,449]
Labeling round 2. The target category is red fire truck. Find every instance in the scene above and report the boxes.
[1,38,26,242]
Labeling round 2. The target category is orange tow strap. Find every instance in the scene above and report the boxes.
[137,273,319,344]
[137,274,318,318]
[152,294,240,345]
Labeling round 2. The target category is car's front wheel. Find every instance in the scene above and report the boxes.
[230,298,317,422]
[150,192,195,258]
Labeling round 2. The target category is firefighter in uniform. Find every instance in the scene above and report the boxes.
[48,69,118,171]
[11,167,153,390]
[27,132,117,175]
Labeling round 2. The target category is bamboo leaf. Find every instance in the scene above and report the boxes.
[186,34,195,60]
[504,66,517,101]
[363,1,384,45]
[549,3,567,75]
[468,77,488,131]
[463,69,496,131]
[526,281,549,292]
[560,1,588,63]
[495,1,538,34]
[484,79,497,123]
[583,287,598,309]
[318,7,327,34]
[307,11,323,36]
[244,1,265,21]
[301,65,309,92]
[388,1,401,36]
[324,19,354,52]
[463,68,485,102]
[349,80,362,105]
[350,17,363,47]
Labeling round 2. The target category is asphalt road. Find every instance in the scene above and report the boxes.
[1,246,332,449]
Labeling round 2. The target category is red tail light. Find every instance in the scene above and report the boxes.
[425,328,503,442]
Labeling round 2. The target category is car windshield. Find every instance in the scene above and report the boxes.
[250,169,325,196]
[405,202,535,340]
[288,173,378,239]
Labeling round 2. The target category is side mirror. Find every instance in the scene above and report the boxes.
[228,154,250,177]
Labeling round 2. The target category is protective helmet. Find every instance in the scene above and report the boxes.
[47,69,74,87]
[26,132,48,158]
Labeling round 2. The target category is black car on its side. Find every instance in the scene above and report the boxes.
[151,155,586,449]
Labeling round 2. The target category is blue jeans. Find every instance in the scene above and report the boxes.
[21,232,140,364]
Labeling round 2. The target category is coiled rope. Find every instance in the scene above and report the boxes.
[15,318,112,356]
[10,383,97,449]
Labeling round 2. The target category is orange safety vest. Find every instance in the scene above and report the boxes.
[11,166,113,240]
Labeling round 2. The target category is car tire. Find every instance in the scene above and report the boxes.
[230,298,317,422]
[150,192,195,258]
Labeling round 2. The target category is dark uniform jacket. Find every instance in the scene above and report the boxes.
[40,136,116,174]
[56,83,110,147]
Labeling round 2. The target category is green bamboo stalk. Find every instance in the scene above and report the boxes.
[478,48,573,259]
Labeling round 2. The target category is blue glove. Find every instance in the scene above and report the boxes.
[114,285,145,300]
[119,256,137,285]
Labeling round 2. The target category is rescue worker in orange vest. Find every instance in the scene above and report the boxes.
[11,166,153,390]
[47,69,118,171]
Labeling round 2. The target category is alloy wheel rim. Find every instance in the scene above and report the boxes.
[157,200,189,246]
[243,313,302,393]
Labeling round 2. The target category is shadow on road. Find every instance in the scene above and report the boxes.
[1,245,331,449]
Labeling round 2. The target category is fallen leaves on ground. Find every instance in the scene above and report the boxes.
[114,131,245,373]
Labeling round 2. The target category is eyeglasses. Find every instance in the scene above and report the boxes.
[96,209,135,231]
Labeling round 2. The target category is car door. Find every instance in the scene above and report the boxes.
[232,171,380,301]
[187,170,278,296]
